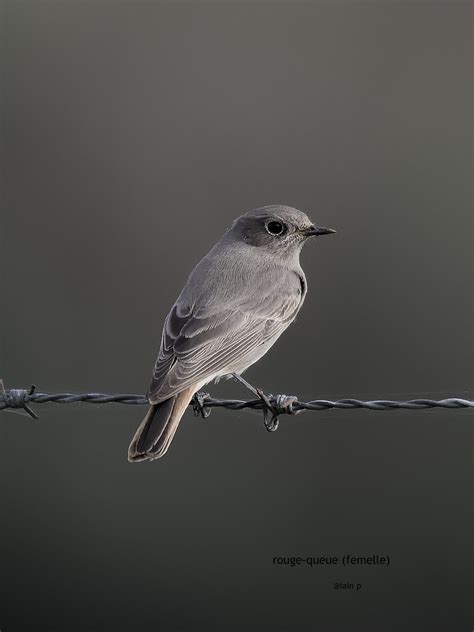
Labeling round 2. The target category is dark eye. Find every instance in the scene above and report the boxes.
[266,220,286,236]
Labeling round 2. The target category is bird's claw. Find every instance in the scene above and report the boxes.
[256,388,279,432]
[192,391,212,419]
[256,390,299,432]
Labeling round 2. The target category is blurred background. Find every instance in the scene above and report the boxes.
[1,2,472,630]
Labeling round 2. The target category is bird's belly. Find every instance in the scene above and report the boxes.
[208,330,284,384]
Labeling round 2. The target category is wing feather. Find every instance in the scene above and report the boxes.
[147,272,303,403]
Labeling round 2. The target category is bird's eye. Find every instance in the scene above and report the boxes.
[266,220,286,236]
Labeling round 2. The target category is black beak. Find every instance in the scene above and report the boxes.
[303,225,336,237]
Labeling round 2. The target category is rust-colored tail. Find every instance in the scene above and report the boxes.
[128,386,195,462]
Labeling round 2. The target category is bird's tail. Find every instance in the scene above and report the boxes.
[128,386,196,462]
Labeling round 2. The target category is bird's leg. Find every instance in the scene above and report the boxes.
[231,373,280,432]
[191,391,212,419]
[231,373,261,398]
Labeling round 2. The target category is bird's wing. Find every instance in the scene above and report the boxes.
[147,286,302,403]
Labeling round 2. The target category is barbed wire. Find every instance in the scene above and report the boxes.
[0,381,472,431]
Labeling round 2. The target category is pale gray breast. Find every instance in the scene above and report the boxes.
[147,242,306,403]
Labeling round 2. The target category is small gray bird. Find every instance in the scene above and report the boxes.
[128,205,335,462]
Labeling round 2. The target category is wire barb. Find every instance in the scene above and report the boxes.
[0,380,472,428]
[0,381,39,419]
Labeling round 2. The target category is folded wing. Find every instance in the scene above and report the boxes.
[147,284,302,404]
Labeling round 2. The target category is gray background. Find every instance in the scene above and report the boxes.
[1,2,472,631]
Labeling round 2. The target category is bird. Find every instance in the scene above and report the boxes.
[128,205,335,462]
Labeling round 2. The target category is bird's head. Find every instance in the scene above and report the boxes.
[229,205,335,258]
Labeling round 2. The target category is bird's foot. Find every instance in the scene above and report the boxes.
[258,390,299,432]
[230,373,298,432]
[192,391,212,419]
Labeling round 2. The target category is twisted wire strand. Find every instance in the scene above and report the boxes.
[0,384,472,421]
